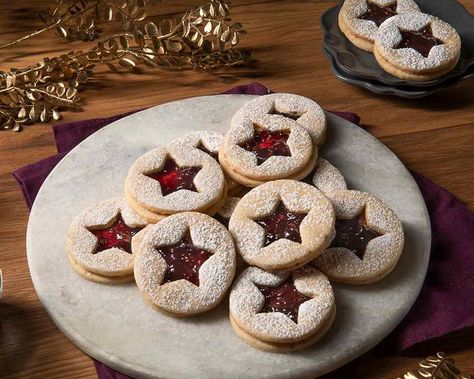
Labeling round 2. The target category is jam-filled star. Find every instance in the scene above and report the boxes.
[257,278,310,323]
[88,214,141,254]
[146,157,202,196]
[155,232,212,286]
[255,202,307,246]
[395,25,443,58]
[240,127,291,166]
[330,208,382,260]
[358,2,398,27]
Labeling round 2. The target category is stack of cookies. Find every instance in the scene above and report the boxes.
[66,93,404,352]
[338,0,461,81]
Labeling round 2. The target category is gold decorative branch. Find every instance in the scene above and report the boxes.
[398,352,473,379]
[0,0,251,132]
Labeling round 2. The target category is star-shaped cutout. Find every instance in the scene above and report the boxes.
[395,25,443,58]
[257,278,310,323]
[145,157,202,196]
[358,2,397,27]
[239,126,291,166]
[88,214,141,254]
[255,202,307,247]
[268,105,302,121]
[155,233,212,286]
[330,209,382,260]
[196,141,219,161]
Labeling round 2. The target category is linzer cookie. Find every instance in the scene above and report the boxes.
[134,212,236,316]
[124,144,227,222]
[170,130,241,192]
[219,114,317,187]
[310,158,347,193]
[66,198,147,284]
[374,13,461,81]
[312,190,404,284]
[229,266,335,352]
[231,93,327,146]
[214,196,241,228]
[228,180,335,271]
[338,0,420,52]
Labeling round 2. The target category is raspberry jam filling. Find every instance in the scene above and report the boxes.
[269,108,301,121]
[197,142,219,161]
[330,211,381,260]
[395,25,443,58]
[240,128,291,166]
[89,215,141,254]
[257,278,310,323]
[358,2,397,26]
[255,203,307,246]
[146,158,201,196]
[156,234,212,286]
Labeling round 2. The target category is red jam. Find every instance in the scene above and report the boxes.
[359,2,397,26]
[330,211,381,260]
[156,235,212,286]
[240,128,291,166]
[197,142,219,161]
[269,108,301,121]
[395,25,443,58]
[89,215,141,254]
[255,203,307,246]
[146,158,201,196]
[257,278,310,323]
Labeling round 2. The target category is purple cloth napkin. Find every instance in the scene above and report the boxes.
[13,82,474,378]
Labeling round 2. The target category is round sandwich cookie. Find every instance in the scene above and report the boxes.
[228,180,335,272]
[169,130,241,192]
[66,198,148,284]
[312,190,404,284]
[231,94,327,146]
[310,158,347,193]
[374,13,461,81]
[338,0,420,52]
[124,144,227,221]
[219,114,317,187]
[229,265,335,352]
[134,212,236,316]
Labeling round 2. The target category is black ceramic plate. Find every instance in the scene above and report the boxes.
[323,47,474,98]
[322,0,474,88]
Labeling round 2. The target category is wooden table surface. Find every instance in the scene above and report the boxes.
[1,1,473,378]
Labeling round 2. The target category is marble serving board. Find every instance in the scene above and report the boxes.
[27,95,431,379]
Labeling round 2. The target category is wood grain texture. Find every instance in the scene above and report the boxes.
[0,1,473,378]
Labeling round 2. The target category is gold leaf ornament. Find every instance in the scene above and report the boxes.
[398,353,473,379]
[0,0,252,132]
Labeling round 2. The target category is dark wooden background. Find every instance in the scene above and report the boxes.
[0,1,473,377]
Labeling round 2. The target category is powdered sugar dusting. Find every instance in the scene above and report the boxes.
[125,145,225,213]
[341,0,420,41]
[134,212,236,314]
[313,190,404,283]
[312,158,348,193]
[66,198,147,275]
[221,114,314,179]
[229,266,334,342]
[375,13,461,71]
[229,180,335,270]
[169,130,223,155]
[231,93,326,145]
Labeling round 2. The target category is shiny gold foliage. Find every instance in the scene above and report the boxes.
[0,0,251,131]
[399,352,473,379]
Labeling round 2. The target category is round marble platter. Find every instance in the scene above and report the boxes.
[27,95,431,379]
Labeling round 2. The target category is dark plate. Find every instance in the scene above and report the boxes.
[321,0,474,87]
[323,47,474,98]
